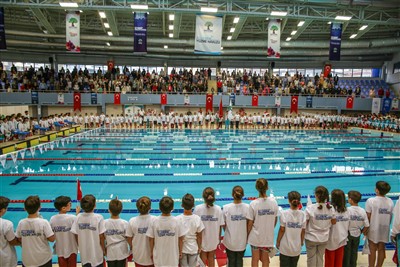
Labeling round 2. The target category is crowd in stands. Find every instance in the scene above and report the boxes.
[1,180,399,267]
[0,62,394,98]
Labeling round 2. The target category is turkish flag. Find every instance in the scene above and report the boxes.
[252,95,259,106]
[107,60,114,71]
[346,96,354,109]
[206,94,213,113]
[161,93,167,105]
[114,93,121,105]
[73,92,81,111]
[290,96,299,113]
[218,98,223,118]
[215,242,227,267]
[77,179,82,201]
[324,64,332,77]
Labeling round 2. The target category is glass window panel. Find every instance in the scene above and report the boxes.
[273,69,280,76]
[297,69,305,76]
[362,69,372,77]
[305,69,314,77]
[343,69,352,77]
[2,61,12,71]
[288,69,296,76]
[24,63,34,71]
[260,69,268,76]
[314,69,322,76]
[279,68,287,76]
[14,62,24,71]
[332,69,343,77]
[352,69,362,77]
[86,65,95,73]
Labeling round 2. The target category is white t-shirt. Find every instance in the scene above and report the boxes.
[50,214,78,258]
[193,204,225,252]
[146,216,186,267]
[348,206,369,237]
[15,218,54,267]
[279,209,306,257]
[305,203,336,243]
[126,214,155,266]
[223,202,249,251]
[71,213,106,266]
[176,214,205,254]
[104,218,129,261]
[326,210,350,251]
[391,198,400,238]
[0,218,17,267]
[365,196,394,243]
[246,197,279,247]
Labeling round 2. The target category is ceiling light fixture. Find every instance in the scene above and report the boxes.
[107,31,113,36]
[221,47,223,50]
[291,30,297,35]
[99,11,106,19]
[59,2,78,7]
[104,23,110,28]
[130,4,148,9]
[164,45,168,49]
[201,7,218,13]
[327,21,332,24]
[271,11,287,16]
[169,14,175,21]
[169,33,173,38]
[169,25,174,30]
[233,17,239,23]
[297,21,305,27]
[227,36,232,40]
[350,34,357,39]
[230,28,235,33]
[286,37,291,41]
[335,15,352,21]
[106,42,110,46]
[359,25,368,31]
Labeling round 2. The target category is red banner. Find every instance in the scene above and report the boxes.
[206,94,213,113]
[218,98,223,118]
[346,96,354,109]
[252,95,259,106]
[107,60,114,71]
[290,96,299,113]
[114,93,121,105]
[324,64,332,77]
[73,92,81,111]
[161,93,167,105]
[77,179,82,201]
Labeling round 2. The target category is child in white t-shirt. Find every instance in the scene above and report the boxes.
[194,187,225,267]
[305,186,336,267]
[71,194,106,267]
[16,195,55,267]
[247,178,279,267]
[343,190,369,267]
[147,196,186,267]
[365,181,394,267]
[391,196,400,264]
[50,196,79,267]
[276,191,306,267]
[0,196,19,267]
[104,199,129,267]
[126,196,155,267]
[177,194,205,267]
[223,185,249,267]
[325,189,350,267]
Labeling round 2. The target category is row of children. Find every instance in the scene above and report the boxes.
[1,179,399,267]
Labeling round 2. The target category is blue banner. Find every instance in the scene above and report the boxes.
[381,98,392,114]
[31,91,38,104]
[0,8,6,50]
[230,93,236,106]
[91,93,97,104]
[133,12,147,54]
[329,23,342,61]
[306,96,313,108]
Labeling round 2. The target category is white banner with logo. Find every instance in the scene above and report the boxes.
[195,15,222,55]
[275,96,281,107]
[371,98,381,114]
[66,12,80,52]
[267,19,281,58]
[184,95,190,105]
[392,98,399,110]
[58,93,64,104]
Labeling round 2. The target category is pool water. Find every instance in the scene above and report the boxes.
[1,128,399,260]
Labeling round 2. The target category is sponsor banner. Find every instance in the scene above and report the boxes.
[0,7,6,50]
[392,98,398,110]
[91,93,97,104]
[133,12,148,54]
[31,91,39,104]
[267,19,281,58]
[229,93,236,106]
[382,98,392,115]
[329,23,342,61]
[66,12,80,52]
[306,96,313,108]
[184,95,190,105]
[57,93,64,104]
[275,96,281,107]
[194,15,222,55]
[371,98,381,114]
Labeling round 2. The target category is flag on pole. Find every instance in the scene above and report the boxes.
[77,179,82,201]
[219,97,223,118]
[215,242,227,267]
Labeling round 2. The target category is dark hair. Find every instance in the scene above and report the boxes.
[80,194,96,212]
[288,191,301,208]
[159,196,174,214]
[255,178,268,195]
[136,196,151,215]
[0,196,10,210]
[331,189,346,213]
[203,187,215,206]
[54,196,71,211]
[348,190,362,203]
[315,186,332,209]
[232,185,244,200]
[182,193,195,210]
[109,199,123,216]
[376,181,391,196]
[24,195,41,214]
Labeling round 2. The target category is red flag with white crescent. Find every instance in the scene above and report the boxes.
[206,94,213,113]
[161,93,167,105]
[73,92,81,111]
[346,96,354,109]
[219,98,223,118]
[290,96,298,113]
[252,95,259,106]
[114,93,121,105]
[323,64,332,77]
[77,179,82,201]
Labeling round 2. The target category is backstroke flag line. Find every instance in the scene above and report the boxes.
[195,15,222,55]
[133,12,148,54]
[0,8,6,50]
[66,12,80,52]
[329,22,342,61]
[267,19,281,58]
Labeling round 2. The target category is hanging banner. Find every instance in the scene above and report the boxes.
[184,95,190,105]
[346,96,354,109]
[161,93,167,105]
[107,60,114,71]
[306,96,313,108]
[290,96,299,113]
[267,19,281,58]
[91,93,97,104]
[329,23,342,61]
[252,95,259,106]
[31,91,39,104]
[0,7,6,50]
[275,96,281,107]
[206,94,214,113]
[229,93,236,106]
[133,12,148,54]
[381,98,392,115]
[0,155,6,168]
[66,12,80,52]
[392,98,399,110]
[194,15,222,55]
[371,98,381,114]
[114,93,121,105]
[58,93,64,104]
[73,92,81,111]
[323,64,332,77]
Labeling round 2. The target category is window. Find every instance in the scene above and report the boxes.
[314,69,322,76]
[14,62,24,71]
[352,69,362,77]
[393,62,400,74]
[332,69,343,77]
[362,69,372,77]
[343,69,352,77]
[296,69,305,76]
[2,61,11,71]
[279,68,287,76]
[288,69,296,76]
[305,69,314,77]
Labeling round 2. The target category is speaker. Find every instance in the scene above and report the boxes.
[49,57,54,64]
[217,61,221,68]
[271,61,275,69]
